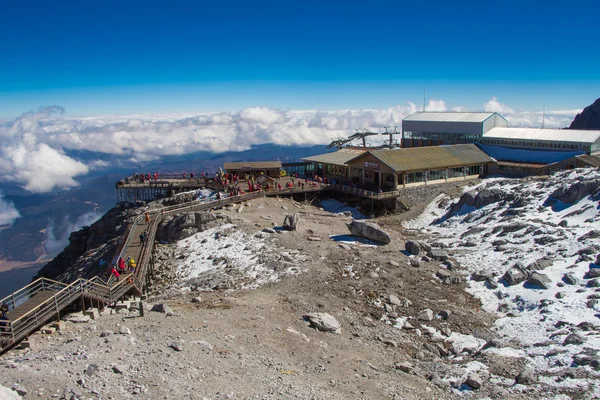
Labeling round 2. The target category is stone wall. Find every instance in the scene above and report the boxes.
[397,179,481,208]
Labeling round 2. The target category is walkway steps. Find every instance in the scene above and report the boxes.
[7,291,58,321]
[1,187,328,354]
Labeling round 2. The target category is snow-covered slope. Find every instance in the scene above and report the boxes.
[405,168,600,393]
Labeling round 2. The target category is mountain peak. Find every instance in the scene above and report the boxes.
[569,97,600,129]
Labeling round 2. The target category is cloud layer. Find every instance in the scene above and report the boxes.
[0,99,580,194]
[45,211,102,255]
[0,191,21,226]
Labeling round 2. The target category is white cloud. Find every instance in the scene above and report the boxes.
[0,191,20,226]
[484,96,515,114]
[425,99,447,112]
[0,100,581,193]
[482,97,578,128]
[45,211,102,254]
[0,107,89,193]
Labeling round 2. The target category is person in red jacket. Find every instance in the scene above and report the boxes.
[118,257,126,273]
[111,266,120,281]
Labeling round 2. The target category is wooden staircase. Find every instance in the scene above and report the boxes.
[2,184,389,354]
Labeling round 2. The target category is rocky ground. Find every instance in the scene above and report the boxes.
[1,174,598,399]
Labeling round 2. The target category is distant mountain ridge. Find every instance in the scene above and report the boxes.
[569,97,600,129]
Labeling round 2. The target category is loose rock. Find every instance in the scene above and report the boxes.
[303,313,341,334]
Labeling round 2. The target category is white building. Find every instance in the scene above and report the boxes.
[481,127,600,154]
[402,112,507,147]
[402,111,600,155]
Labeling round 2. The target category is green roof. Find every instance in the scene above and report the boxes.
[302,148,368,166]
[352,144,494,173]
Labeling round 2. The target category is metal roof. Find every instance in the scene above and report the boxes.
[483,127,600,144]
[354,144,494,173]
[403,111,498,123]
[223,161,282,170]
[302,148,368,166]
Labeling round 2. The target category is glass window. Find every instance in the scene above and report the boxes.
[468,165,481,175]
[428,169,442,180]
[406,171,424,183]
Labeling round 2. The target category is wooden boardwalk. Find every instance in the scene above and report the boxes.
[1,190,267,354]
[1,181,395,354]
[7,291,58,321]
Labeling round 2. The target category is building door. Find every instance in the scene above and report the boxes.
[374,171,380,188]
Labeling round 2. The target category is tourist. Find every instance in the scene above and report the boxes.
[118,257,126,273]
[0,310,9,333]
[145,212,150,224]
[111,266,120,281]
[127,257,136,271]
[0,300,8,314]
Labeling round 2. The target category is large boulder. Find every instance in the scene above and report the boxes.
[156,212,231,242]
[471,271,493,282]
[346,220,391,244]
[563,273,578,285]
[405,240,421,255]
[161,191,199,206]
[0,385,21,400]
[282,213,300,231]
[151,303,174,316]
[446,188,511,218]
[303,313,341,334]
[502,262,528,286]
[527,256,554,271]
[550,179,600,204]
[474,189,506,208]
[526,272,552,289]
[585,266,600,279]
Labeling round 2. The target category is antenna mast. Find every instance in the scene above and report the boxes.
[542,105,545,128]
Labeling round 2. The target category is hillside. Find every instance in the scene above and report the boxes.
[1,169,600,399]
[0,144,328,297]
[570,98,600,129]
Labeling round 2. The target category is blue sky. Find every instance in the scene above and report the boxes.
[1,0,599,118]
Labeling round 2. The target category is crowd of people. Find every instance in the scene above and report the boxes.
[211,170,329,198]
[111,256,137,281]
[124,169,334,192]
